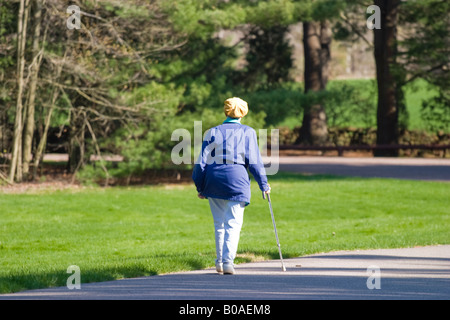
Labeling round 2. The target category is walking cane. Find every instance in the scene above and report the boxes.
[263,191,287,272]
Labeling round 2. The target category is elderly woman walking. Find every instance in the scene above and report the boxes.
[192,97,271,275]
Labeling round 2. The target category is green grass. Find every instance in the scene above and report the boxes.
[1,172,449,293]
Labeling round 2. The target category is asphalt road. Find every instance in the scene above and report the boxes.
[275,156,450,181]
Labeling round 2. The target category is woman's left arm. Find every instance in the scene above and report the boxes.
[192,129,212,196]
[245,128,270,193]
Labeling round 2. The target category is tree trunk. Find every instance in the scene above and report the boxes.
[67,109,86,174]
[300,21,330,146]
[319,21,332,90]
[32,87,59,180]
[374,0,400,157]
[23,0,43,178]
[32,51,66,180]
[9,0,30,183]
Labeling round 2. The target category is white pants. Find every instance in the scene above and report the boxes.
[208,198,245,266]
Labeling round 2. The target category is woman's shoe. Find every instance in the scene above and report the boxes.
[223,263,235,275]
[215,262,223,273]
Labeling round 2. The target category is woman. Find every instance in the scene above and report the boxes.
[192,97,271,275]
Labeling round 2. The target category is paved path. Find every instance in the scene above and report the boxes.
[274,156,450,181]
[1,245,449,300]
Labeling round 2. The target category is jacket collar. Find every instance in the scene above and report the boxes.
[223,117,241,124]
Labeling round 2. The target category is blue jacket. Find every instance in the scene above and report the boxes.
[192,122,270,205]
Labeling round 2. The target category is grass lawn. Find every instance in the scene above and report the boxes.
[0,172,449,293]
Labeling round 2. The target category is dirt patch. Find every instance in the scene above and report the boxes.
[0,163,194,194]
[0,180,86,194]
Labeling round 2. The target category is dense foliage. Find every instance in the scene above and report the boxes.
[0,0,448,183]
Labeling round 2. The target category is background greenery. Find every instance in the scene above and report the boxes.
[1,0,449,183]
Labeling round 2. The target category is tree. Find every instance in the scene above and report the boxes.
[373,0,402,156]
[9,0,30,182]
[297,0,344,146]
[340,0,449,155]
[299,20,331,145]
[372,0,449,155]
[399,0,449,91]
[399,0,450,133]
[22,0,43,177]
[327,0,403,153]
[238,25,294,90]
[2,0,188,183]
